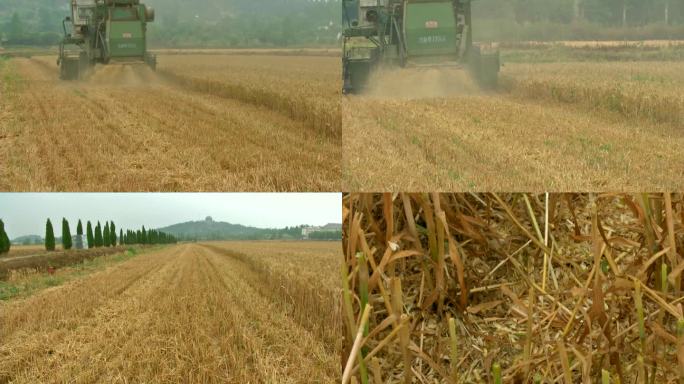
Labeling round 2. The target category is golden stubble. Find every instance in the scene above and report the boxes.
[0,241,341,383]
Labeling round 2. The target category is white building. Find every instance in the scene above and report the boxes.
[302,223,342,239]
[72,234,89,249]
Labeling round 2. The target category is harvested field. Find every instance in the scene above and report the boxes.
[342,193,684,384]
[0,53,340,192]
[343,60,684,191]
[0,241,340,383]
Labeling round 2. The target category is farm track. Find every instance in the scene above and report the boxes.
[0,243,339,383]
[343,70,684,191]
[0,56,340,192]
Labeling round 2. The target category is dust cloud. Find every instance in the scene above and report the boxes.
[364,67,481,99]
[84,63,165,87]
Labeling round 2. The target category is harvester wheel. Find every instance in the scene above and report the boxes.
[467,46,500,90]
[145,53,157,71]
[59,57,80,80]
[342,60,353,94]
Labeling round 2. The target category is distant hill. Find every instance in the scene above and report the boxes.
[157,217,341,241]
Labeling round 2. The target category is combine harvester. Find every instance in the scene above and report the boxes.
[58,0,156,80]
[342,0,500,93]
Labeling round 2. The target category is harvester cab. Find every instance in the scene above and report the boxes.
[342,0,500,94]
[58,0,156,80]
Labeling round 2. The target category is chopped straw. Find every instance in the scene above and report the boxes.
[343,193,684,383]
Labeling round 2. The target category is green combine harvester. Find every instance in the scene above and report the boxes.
[342,0,500,94]
[58,0,156,80]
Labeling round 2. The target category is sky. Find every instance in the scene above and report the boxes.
[0,193,342,238]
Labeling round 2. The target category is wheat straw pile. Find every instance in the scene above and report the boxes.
[342,193,684,384]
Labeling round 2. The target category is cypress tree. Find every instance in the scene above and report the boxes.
[119,229,123,246]
[110,222,116,247]
[62,218,72,250]
[76,220,83,236]
[0,219,10,254]
[45,219,55,251]
[86,221,94,249]
[104,222,110,247]
[142,226,147,244]
[94,222,103,247]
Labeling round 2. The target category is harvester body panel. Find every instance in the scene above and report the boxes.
[108,21,145,58]
[342,0,500,93]
[403,2,458,58]
[58,0,155,80]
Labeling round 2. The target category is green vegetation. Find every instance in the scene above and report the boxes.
[44,218,55,251]
[308,230,342,240]
[61,218,72,250]
[86,221,94,249]
[76,219,83,236]
[94,221,103,247]
[110,221,117,247]
[103,222,110,247]
[122,227,177,245]
[0,219,10,255]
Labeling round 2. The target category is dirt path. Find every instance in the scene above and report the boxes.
[0,243,339,383]
[0,57,340,191]
[343,88,684,191]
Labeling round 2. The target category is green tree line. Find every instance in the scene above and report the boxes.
[42,218,177,251]
[308,230,342,240]
[122,226,177,245]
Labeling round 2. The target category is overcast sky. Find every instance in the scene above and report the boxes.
[0,193,341,238]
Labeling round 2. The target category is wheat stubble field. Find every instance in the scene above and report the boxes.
[0,52,340,191]
[0,241,341,383]
[343,45,684,191]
